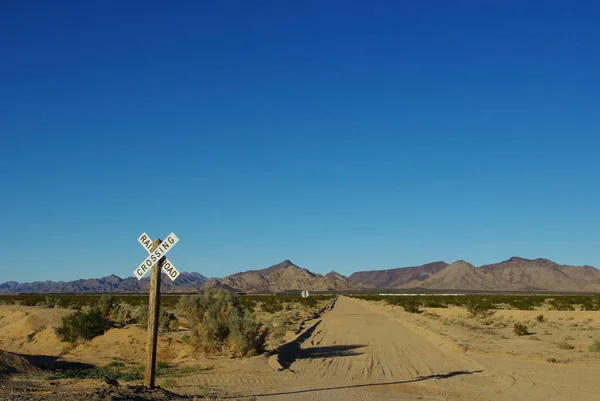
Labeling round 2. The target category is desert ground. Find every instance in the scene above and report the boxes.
[2,296,600,400]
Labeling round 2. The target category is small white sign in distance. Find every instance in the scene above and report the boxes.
[301,290,309,299]
[137,232,180,281]
[134,232,179,280]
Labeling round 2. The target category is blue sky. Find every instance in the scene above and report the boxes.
[1,1,599,282]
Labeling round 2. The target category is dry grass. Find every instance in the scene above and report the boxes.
[556,340,575,350]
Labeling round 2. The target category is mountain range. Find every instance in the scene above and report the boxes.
[0,272,210,294]
[1,257,599,294]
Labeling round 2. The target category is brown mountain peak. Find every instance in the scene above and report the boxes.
[349,261,449,288]
[448,260,476,269]
[264,260,299,273]
[507,256,531,263]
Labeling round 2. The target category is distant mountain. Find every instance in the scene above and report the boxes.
[2,257,599,294]
[400,260,503,290]
[203,260,361,293]
[0,272,209,294]
[400,257,600,292]
[349,262,448,288]
[479,257,600,292]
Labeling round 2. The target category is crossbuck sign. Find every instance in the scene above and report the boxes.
[134,232,180,281]
[132,231,182,389]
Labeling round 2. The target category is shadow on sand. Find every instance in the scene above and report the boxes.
[17,353,95,371]
[274,320,366,370]
[238,370,484,398]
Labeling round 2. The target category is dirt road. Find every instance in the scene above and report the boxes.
[182,296,600,401]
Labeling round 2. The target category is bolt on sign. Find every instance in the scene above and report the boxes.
[133,232,180,389]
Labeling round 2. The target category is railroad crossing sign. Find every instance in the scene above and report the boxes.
[133,232,180,280]
[301,290,309,299]
[131,232,180,389]
[135,232,180,281]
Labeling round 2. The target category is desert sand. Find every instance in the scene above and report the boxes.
[2,297,600,400]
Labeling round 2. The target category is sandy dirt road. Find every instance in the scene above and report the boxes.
[179,296,600,401]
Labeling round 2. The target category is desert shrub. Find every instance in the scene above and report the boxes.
[513,322,529,336]
[50,364,143,381]
[479,317,496,326]
[177,290,268,357]
[589,340,600,352]
[466,301,495,318]
[98,294,116,318]
[44,296,56,308]
[422,311,441,318]
[492,319,509,329]
[403,302,421,314]
[270,320,289,344]
[422,300,447,308]
[581,300,596,311]
[136,305,177,333]
[259,298,285,314]
[55,308,107,343]
[20,298,38,306]
[536,314,545,323]
[111,303,135,324]
[238,297,257,312]
[136,305,149,329]
[179,293,231,353]
[548,299,576,311]
[557,340,575,350]
[226,308,269,357]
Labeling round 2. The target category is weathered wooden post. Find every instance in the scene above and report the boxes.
[144,238,163,388]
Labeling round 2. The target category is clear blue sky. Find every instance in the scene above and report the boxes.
[1,1,599,282]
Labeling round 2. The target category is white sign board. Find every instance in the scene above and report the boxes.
[301,290,309,299]
[137,233,180,281]
[134,232,179,280]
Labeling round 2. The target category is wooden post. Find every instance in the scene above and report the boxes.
[144,238,163,388]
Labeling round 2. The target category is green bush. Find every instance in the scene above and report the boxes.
[44,296,56,308]
[51,364,143,381]
[589,340,600,352]
[55,308,107,343]
[260,299,285,314]
[177,290,268,357]
[536,314,545,323]
[98,294,116,318]
[513,322,529,336]
[466,301,495,318]
[226,308,268,357]
[549,299,576,311]
[111,303,135,324]
[403,302,421,314]
[136,305,178,333]
[270,320,288,345]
